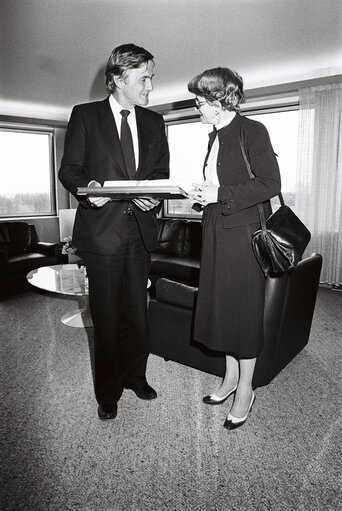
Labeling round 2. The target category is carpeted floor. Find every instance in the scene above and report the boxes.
[0,287,341,510]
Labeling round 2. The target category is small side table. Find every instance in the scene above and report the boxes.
[27,264,92,328]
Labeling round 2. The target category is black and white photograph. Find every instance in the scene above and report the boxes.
[1,1,341,509]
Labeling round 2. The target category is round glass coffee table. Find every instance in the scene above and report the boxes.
[27,263,93,328]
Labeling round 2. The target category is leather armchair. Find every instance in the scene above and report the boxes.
[0,221,66,297]
[148,253,323,388]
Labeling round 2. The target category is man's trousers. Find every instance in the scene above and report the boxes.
[82,213,151,409]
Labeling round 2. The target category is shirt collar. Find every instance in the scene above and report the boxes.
[215,113,237,131]
[109,94,135,115]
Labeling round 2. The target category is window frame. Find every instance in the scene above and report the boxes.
[0,122,57,219]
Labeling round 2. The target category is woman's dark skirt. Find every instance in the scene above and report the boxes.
[193,205,265,358]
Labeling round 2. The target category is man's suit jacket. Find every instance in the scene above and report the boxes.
[59,98,170,254]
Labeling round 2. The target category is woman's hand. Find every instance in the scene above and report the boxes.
[189,183,218,207]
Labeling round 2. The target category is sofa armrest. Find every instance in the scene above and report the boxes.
[156,278,197,309]
[29,241,61,258]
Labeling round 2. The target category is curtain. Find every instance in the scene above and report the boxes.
[295,83,342,286]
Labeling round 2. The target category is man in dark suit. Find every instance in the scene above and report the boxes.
[59,43,169,420]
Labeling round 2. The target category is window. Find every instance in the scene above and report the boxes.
[166,121,211,217]
[0,126,55,217]
[247,109,299,209]
[165,107,299,217]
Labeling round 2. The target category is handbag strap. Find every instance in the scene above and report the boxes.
[239,129,284,231]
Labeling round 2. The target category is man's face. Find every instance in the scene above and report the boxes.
[116,60,154,108]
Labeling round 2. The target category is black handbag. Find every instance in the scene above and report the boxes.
[239,131,311,277]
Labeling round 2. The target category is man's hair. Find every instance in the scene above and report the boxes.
[188,67,244,112]
[105,43,154,94]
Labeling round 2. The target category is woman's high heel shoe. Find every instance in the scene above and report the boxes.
[203,385,237,405]
[223,392,255,430]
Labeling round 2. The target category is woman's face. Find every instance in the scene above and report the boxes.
[195,96,219,125]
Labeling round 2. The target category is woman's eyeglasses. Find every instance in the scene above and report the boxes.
[194,98,207,109]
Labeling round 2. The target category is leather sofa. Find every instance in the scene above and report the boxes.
[0,221,66,297]
[148,253,323,388]
[149,218,201,295]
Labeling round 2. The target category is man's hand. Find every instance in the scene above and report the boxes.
[87,181,111,208]
[132,197,160,211]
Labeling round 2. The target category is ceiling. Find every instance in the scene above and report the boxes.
[1,0,341,121]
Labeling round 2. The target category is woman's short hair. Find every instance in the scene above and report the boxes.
[188,67,244,111]
[105,43,154,94]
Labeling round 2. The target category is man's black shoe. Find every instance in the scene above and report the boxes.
[126,383,157,400]
[97,404,117,420]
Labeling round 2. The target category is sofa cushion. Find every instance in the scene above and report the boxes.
[156,278,197,309]
[0,222,31,256]
[155,219,187,256]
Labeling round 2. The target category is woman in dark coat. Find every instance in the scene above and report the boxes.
[188,67,281,430]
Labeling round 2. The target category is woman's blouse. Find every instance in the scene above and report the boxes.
[204,117,235,186]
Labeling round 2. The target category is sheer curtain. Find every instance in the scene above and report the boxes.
[295,83,342,286]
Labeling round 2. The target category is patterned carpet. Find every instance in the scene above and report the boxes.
[0,287,341,510]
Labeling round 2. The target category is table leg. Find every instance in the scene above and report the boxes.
[61,295,93,328]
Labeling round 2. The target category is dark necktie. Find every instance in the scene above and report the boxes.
[120,109,136,179]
